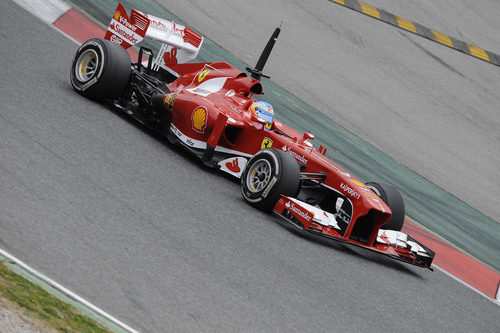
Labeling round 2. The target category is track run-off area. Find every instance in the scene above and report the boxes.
[0,0,499,331]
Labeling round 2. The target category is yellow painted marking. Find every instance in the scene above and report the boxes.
[396,16,417,33]
[359,2,380,19]
[327,0,497,66]
[467,43,490,61]
[431,30,453,47]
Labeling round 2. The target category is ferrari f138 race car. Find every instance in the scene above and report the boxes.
[70,3,435,269]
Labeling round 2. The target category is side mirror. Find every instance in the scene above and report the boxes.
[251,113,267,124]
[302,132,315,141]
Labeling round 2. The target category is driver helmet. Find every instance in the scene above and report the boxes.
[249,101,274,130]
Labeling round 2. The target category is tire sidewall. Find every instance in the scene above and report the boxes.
[70,39,106,93]
[367,182,405,231]
[241,149,281,204]
[70,38,131,100]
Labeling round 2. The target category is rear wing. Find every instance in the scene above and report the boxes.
[104,3,203,73]
[145,14,204,74]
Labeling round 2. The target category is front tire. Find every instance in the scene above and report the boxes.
[70,38,131,100]
[366,182,405,231]
[241,148,301,212]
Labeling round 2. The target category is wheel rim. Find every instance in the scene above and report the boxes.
[75,49,99,82]
[246,159,272,193]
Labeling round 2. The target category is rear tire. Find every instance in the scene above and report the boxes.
[366,182,405,231]
[70,38,131,100]
[241,148,301,212]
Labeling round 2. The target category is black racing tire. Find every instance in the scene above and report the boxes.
[241,148,301,212]
[366,182,405,231]
[70,38,131,100]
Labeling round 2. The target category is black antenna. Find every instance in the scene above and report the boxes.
[246,25,281,81]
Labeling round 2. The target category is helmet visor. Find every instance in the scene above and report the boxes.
[258,109,274,124]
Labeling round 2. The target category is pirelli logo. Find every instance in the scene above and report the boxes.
[328,0,499,66]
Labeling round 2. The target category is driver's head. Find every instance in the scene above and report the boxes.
[249,101,274,129]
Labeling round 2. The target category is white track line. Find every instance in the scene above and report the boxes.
[433,264,500,306]
[12,0,70,24]
[0,248,139,333]
[497,281,500,302]
[11,0,81,46]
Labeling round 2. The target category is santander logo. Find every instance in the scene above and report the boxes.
[110,35,122,45]
[218,157,247,177]
[149,20,185,36]
[285,200,312,221]
[162,47,178,67]
[281,146,308,165]
[172,23,185,36]
[225,158,240,173]
[110,23,139,44]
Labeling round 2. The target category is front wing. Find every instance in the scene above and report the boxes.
[273,195,435,269]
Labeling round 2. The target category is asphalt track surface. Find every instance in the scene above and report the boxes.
[1,1,499,332]
[160,0,500,222]
[63,0,500,273]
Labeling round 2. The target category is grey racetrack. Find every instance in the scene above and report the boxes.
[0,1,498,332]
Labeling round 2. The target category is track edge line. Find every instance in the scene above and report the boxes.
[0,248,140,333]
[433,264,500,306]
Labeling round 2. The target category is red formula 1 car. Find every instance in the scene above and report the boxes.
[70,3,434,269]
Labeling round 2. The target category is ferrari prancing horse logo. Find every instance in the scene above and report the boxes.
[198,69,210,82]
[261,137,273,149]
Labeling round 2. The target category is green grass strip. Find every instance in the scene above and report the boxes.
[0,262,111,333]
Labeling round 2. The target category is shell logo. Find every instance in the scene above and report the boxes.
[114,11,120,20]
[198,69,210,82]
[192,107,207,133]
